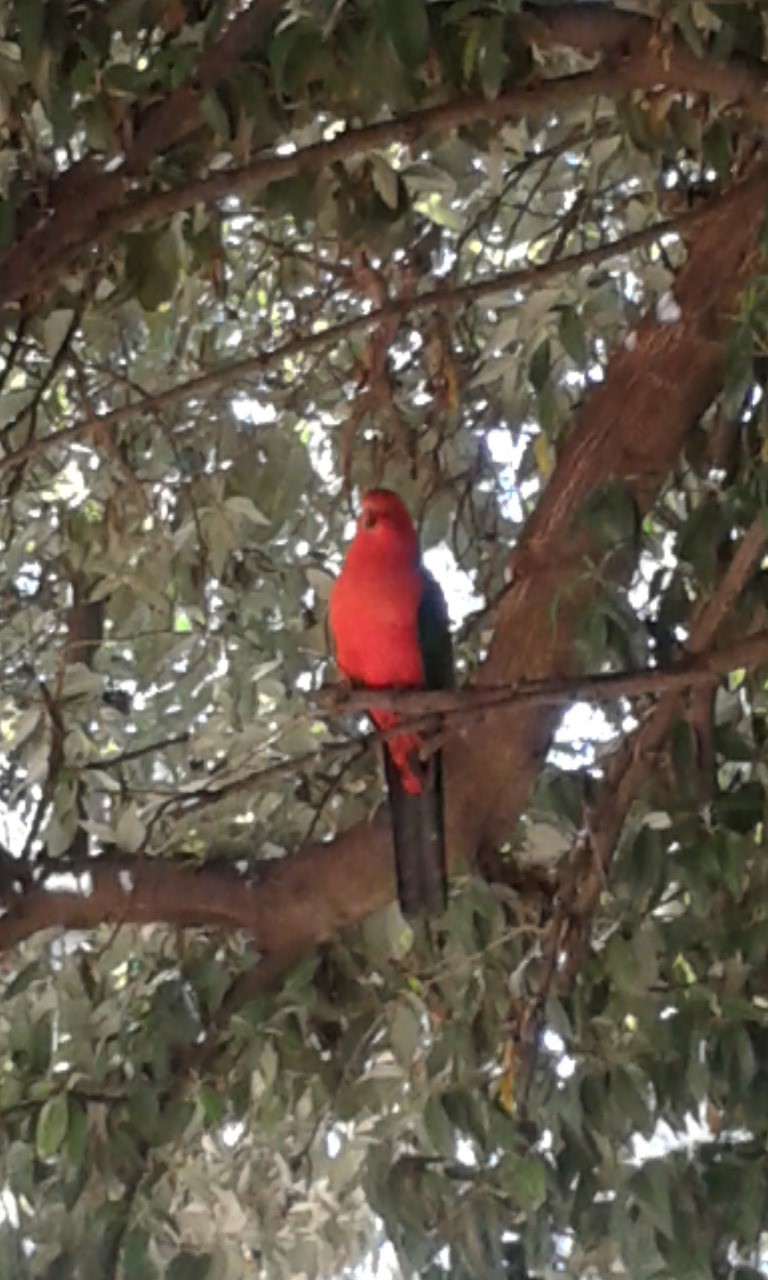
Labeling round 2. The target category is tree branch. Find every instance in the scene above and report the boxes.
[582,515,768,898]
[317,628,768,725]
[1,122,767,976]
[511,513,768,1114]
[0,0,287,309]
[0,817,395,955]
[446,160,768,862]
[527,1,768,124]
[0,178,758,478]
[1,3,767,309]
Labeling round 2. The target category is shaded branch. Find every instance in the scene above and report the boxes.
[447,159,768,862]
[527,1,768,124]
[583,515,768,897]
[511,514,768,1114]
[318,628,768,725]
[0,148,766,988]
[1,2,767,309]
[0,816,395,955]
[0,0,287,308]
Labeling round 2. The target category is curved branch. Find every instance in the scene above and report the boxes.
[527,2,768,122]
[1,4,766,309]
[0,180,756,478]
[0,816,394,955]
[0,0,288,309]
[447,160,768,859]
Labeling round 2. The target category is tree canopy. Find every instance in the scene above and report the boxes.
[3,0,768,1276]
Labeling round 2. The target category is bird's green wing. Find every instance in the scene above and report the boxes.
[417,567,454,690]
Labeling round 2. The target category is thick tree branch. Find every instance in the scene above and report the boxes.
[1,164,767,965]
[0,818,394,955]
[0,0,287,309]
[1,4,766,309]
[527,2,768,123]
[3,610,767,961]
[448,162,768,861]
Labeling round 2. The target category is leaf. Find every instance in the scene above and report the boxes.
[41,309,76,357]
[123,1231,159,1280]
[381,0,430,67]
[224,495,271,526]
[477,16,506,99]
[18,0,44,64]
[64,1096,88,1169]
[167,1253,212,1280]
[558,305,588,366]
[370,156,401,212]
[630,1162,674,1239]
[4,960,44,999]
[36,1095,69,1160]
[124,227,181,311]
[528,338,550,391]
[199,90,231,139]
[574,477,640,551]
[128,1081,160,1144]
[115,805,147,853]
[533,432,553,478]
[712,781,764,835]
[389,1001,422,1069]
[500,1155,546,1210]
[103,63,146,96]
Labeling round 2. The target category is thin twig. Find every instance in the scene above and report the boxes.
[513,516,768,1115]
[317,626,768,726]
[0,186,748,480]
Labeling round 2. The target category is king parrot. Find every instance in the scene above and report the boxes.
[329,489,453,917]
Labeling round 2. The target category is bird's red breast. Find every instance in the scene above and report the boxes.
[329,490,427,792]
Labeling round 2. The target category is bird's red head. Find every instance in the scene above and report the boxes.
[357,489,418,557]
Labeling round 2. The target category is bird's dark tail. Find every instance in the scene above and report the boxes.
[383,745,447,917]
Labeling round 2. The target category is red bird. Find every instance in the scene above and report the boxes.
[329,489,453,916]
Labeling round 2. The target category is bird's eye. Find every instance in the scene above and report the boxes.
[361,511,378,530]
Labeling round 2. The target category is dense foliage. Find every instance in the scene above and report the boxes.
[3,0,768,1276]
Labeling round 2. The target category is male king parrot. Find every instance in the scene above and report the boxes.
[329,489,453,916]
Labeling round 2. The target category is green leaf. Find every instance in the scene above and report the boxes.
[124,227,181,311]
[703,120,732,181]
[390,1001,422,1069]
[18,0,44,64]
[558,305,588,366]
[630,1161,674,1239]
[199,90,231,139]
[36,1095,69,1160]
[712,781,764,835]
[381,0,430,67]
[128,1081,160,1144]
[123,1231,159,1280]
[499,1155,546,1210]
[167,1253,212,1280]
[528,338,551,391]
[65,1098,88,1168]
[575,477,640,552]
[103,63,145,95]
[4,960,44,1000]
[477,17,506,99]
